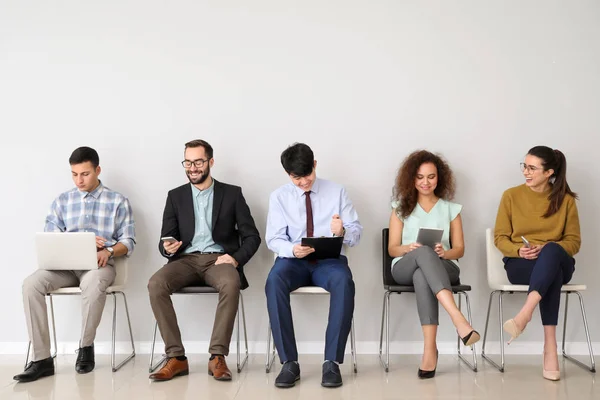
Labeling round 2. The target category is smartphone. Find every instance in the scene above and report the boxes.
[161,236,178,244]
[520,236,530,248]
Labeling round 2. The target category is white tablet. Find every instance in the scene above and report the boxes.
[416,227,443,248]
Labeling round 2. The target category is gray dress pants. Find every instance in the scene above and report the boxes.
[22,263,116,361]
[391,246,460,325]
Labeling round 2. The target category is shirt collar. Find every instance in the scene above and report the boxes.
[293,177,320,196]
[79,181,104,199]
[191,179,215,197]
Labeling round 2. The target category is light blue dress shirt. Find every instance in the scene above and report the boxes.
[184,181,224,254]
[266,178,362,258]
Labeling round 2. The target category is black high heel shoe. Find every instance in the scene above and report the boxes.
[460,330,481,347]
[418,350,438,379]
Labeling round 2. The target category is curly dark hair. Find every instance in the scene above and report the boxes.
[393,150,456,219]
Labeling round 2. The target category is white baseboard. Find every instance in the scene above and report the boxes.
[0,341,597,356]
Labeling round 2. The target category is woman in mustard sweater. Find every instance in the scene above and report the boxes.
[494,145,580,381]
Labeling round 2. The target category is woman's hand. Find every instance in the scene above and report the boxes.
[434,243,446,259]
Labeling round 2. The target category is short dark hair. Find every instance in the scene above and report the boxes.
[280,143,314,177]
[69,147,99,168]
[185,139,214,159]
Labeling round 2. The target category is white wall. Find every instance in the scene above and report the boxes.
[1,0,599,355]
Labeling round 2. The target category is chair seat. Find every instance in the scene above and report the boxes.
[291,286,328,294]
[385,284,472,293]
[490,283,587,292]
[175,286,219,294]
[48,285,123,295]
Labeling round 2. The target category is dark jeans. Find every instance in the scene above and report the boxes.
[265,256,355,363]
[503,242,574,325]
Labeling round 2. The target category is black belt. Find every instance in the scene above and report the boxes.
[191,251,224,255]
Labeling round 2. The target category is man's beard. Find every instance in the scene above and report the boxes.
[186,165,210,185]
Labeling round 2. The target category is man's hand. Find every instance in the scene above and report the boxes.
[97,249,110,267]
[95,236,107,250]
[330,214,344,236]
[215,254,239,267]
[164,240,183,255]
[293,244,316,258]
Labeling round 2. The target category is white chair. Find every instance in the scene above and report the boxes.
[24,257,136,372]
[148,286,249,373]
[265,286,358,374]
[481,228,596,373]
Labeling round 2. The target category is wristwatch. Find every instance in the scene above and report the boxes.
[105,247,114,259]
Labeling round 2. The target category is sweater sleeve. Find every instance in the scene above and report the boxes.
[494,190,521,257]
[555,197,581,256]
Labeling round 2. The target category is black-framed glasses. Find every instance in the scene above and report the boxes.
[182,158,210,168]
[520,162,542,173]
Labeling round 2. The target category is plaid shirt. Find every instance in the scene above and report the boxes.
[44,182,136,255]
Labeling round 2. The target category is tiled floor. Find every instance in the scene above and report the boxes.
[0,354,596,399]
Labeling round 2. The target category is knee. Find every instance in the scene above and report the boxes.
[540,242,563,256]
[413,246,437,259]
[22,274,44,297]
[265,268,286,295]
[218,273,241,296]
[80,278,110,299]
[148,274,169,297]
[329,270,355,295]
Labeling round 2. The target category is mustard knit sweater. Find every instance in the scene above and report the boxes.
[494,184,581,257]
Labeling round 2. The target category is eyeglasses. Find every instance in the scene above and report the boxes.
[520,162,542,173]
[182,158,210,168]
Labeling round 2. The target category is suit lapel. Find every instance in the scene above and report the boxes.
[212,179,223,231]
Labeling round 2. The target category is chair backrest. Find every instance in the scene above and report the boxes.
[381,228,395,287]
[111,256,129,287]
[485,228,510,288]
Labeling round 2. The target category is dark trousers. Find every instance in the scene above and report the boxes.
[504,242,574,325]
[265,256,355,363]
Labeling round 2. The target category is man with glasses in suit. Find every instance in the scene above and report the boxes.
[147,139,260,382]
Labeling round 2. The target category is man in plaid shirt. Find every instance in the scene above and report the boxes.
[14,147,136,383]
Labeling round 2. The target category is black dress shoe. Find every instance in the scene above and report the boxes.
[418,350,438,379]
[13,357,55,382]
[75,344,95,374]
[275,361,300,388]
[321,360,343,388]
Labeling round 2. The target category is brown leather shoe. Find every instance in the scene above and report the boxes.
[149,357,189,381]
[208,355,232,381]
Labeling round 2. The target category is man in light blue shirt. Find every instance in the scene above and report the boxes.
[265,143,362,389]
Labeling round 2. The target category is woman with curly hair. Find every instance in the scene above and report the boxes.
[388,150,479,379]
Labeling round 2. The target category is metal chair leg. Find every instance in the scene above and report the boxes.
[378,291,391,372]
[481,290,505,372]
[49,295,58,358]
[149,320,166,373]
[110,292,136,372]
[351,318,357,373]
[562,291,596,372]
[236,293,249,373]
[456,292,477,372]
[265,324,276,373]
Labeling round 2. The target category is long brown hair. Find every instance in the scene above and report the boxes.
[393,150,456,219]
[527,146,578,217]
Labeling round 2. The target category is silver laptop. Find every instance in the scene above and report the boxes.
[36,232,98,270]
